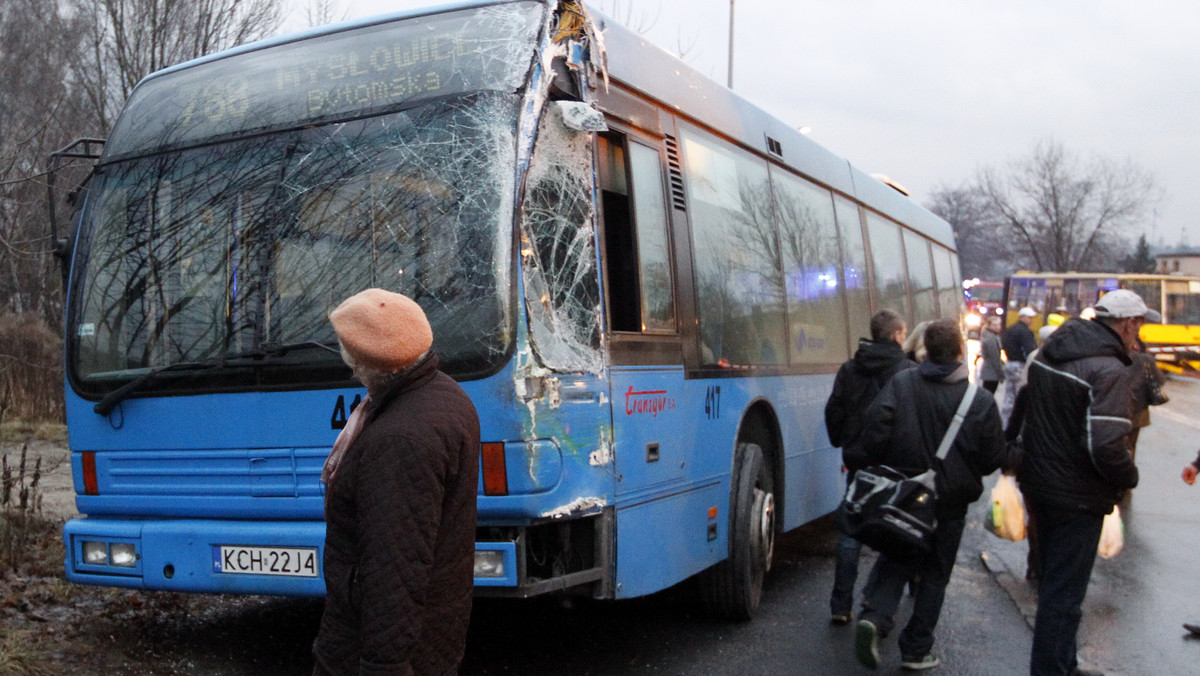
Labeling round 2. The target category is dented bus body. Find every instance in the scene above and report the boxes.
[56,0,960,618]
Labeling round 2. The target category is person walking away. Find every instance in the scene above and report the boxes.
[1001,307,1039,424]
[852,319,1006,670]
[979,315,1004,394]
[1016,289,1151,676]
[824,309,916,625]
[313,289,481,676]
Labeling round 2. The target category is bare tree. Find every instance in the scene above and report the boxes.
[68,0,283,132]
[975,140,1159,272]
[926,184,1011,280]
[304,0,346,27]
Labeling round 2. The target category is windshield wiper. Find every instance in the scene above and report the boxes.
[93,341,341,416]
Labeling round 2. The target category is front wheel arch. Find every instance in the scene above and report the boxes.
[698,441,775,620]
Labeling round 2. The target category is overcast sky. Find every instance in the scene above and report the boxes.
[285,0,1200,248]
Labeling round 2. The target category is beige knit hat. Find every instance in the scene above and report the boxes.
[329,289,432,372]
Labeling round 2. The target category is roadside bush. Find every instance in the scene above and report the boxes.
[0,314,63,425]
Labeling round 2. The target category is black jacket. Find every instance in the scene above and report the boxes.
[824,339,916,471]
[1016,317,1138,514]
[859,360,1006,519]
[314,354,481,676]
[1001,321,1038,363]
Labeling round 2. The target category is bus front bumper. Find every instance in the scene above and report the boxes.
[63,518,522,594]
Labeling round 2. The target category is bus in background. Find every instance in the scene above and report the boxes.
[49,0,962,619]
[1004,271,1200,372]
[963,278,1004,337]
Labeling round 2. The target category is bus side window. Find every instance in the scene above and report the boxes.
[866,213,911,323]
[598,134,676,333]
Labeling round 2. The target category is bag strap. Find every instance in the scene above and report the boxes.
[935,381,977,461]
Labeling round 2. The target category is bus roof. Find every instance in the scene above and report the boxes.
[131,0,955,250]
[592,8,955,250]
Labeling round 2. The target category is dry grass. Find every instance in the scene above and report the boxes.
[0,423,66,444]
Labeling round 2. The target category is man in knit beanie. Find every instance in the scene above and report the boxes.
[313,288,481,676]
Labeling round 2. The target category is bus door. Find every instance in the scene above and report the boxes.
[597,125,710,595]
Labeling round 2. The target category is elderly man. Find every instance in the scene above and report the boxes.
[1016,289,1154,675]
[314,289,480,676]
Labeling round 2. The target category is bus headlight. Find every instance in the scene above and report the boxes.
[82,541,108,565]
[965,314,983,329]
[474,550,505,577]
[110,543,137,567]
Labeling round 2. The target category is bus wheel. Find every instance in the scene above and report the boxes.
[700,442,775,620]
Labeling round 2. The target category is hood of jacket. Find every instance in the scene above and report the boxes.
[852,338,908,375]
[1040,317,1131,367]
[918,359,969,384]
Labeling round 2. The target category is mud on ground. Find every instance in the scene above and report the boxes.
[0,440,324,675]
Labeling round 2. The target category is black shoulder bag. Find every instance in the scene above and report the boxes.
[836,381,977,562]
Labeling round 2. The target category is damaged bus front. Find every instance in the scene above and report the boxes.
[60,1,618,599]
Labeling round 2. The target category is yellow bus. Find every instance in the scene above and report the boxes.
[1004,272,1200,371]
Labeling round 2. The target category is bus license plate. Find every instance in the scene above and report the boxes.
[213,546,319,577]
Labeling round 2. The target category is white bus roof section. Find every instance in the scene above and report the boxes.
[592,6,956,250]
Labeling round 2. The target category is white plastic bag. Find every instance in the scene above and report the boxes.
[985,474,1026,541]
[1097,506,1124,559]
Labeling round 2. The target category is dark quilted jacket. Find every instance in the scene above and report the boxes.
[313,354,480,676]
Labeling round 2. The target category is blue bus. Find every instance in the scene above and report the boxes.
[52,0,961,619]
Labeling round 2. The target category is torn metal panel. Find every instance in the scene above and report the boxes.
[542,496,607,519]
[552,0,608,87]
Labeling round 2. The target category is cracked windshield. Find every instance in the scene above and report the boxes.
[69,2,545,391]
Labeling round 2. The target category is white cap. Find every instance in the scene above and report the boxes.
[1018,307,1038,318]
[1092,289,1162,323]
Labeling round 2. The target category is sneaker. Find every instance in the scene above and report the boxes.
[854,619,880,669]
[900,653,940,670]
[831,611,853,625]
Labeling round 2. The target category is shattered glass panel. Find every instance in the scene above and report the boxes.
[71,92,520,393]
[520,102,603,373]
[106,2,544,159]
[681,127,786,367]
[771,167,848,365]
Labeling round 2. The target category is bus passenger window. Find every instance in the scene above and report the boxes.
[598,134,676,333]
[628,143,675,332]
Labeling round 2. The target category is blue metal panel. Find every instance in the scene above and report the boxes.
[610,367,690,499]
[615,481,723,598]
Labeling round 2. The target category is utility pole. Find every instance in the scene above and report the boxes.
[727,0,735,89]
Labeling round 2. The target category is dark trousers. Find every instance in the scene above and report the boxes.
[830,531,862,615]
[1027,499,1105,676]
[983,380,1000,393]
[859,516,965,659]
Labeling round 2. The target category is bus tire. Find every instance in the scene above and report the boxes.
[699,441,775,620]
